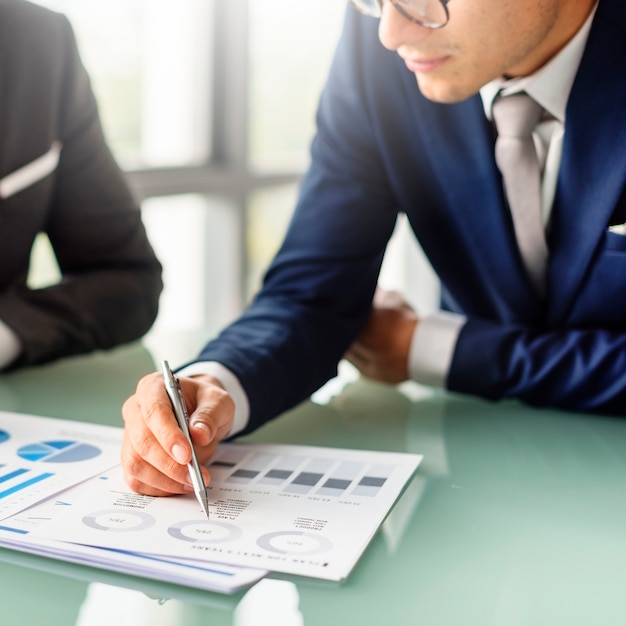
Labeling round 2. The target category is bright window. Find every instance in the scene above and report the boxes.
[30,1,348,333]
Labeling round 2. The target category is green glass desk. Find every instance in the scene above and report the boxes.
[0,336,625,626]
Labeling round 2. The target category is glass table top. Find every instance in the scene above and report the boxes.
[0,336,624,626]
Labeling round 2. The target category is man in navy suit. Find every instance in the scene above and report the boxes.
[122,0,622,496]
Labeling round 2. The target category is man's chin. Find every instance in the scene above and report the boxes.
[415,75,479,104]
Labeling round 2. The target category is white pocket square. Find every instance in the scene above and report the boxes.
[609,223,626,235]
[0,141,62,199]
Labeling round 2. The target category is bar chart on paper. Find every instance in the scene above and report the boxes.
[0,412,122,520]
[35,443,423,581]
[0,462,66,520]
[0,439,101,519]
[210,446,400,499]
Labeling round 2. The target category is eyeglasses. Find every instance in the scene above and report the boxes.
[349,0,450,29]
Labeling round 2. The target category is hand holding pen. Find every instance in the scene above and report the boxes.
[120,361,235,500]
[161,360,211,519]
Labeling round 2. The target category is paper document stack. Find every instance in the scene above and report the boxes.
[0,411,421,594]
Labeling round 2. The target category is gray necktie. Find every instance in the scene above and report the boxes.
[492,92,548,296]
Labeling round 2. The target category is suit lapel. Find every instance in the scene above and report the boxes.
[547,1,626,323]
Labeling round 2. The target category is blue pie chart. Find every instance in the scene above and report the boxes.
[17,440,101,463]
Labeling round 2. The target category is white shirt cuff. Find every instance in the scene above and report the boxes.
[176,361,250,437]
[408,311,466,387]
[0,320,22,370]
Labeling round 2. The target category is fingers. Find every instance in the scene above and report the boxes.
[345,345,390,383]
[126,372,192,463]
[121,373,191,496]
[121,372,234,497]
[120,421,193,497]
[344,342,373,371]
[344,289,418,384]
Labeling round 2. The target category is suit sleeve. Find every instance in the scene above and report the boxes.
[192,10,400,433]
[448,318,626,415]
[0,11,162,367]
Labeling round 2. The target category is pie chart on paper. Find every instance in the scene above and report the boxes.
[17,440,101,463]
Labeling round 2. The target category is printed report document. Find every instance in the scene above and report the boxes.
[0,411,422,592]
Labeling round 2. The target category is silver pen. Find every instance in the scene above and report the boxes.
[161,360,210,519]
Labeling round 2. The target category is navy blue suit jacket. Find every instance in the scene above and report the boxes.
[197,0,626,432]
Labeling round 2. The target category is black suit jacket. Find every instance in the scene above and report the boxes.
[0,0,162,366]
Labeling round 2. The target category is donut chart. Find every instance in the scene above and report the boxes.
[167,520,243,543]
[256,530,333,555]
[82,509,156,532]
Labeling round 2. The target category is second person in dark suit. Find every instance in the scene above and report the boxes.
[0,0,162,370]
